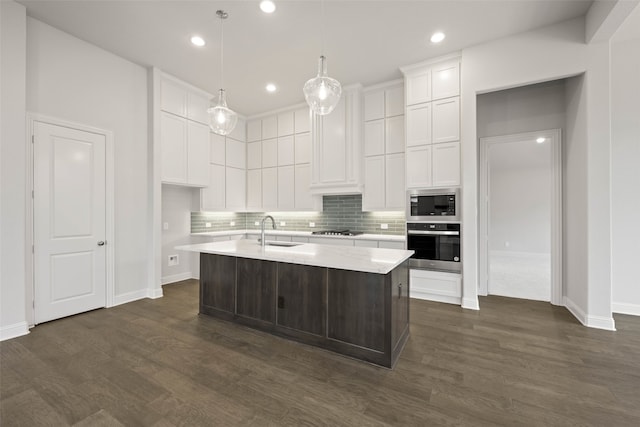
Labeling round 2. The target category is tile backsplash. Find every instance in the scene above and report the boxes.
[191,195,406,235]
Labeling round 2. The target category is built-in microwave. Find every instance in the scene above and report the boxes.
[407,188,460,222]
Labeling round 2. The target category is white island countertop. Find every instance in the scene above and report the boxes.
[176,239,413,275]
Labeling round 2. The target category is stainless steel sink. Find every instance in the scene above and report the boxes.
[261,241,302,247]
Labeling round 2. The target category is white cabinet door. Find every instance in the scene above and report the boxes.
[262,138,278,168]
[226,138,246,169]
[432,141,460,187]
[247,119,262,142]
[432,97,460,143]
[262,167,278,211]
[294,163,314,210]
[364,120,385,157]
[201,163,225,211]
[406,145,432,188]
[278,135,295,166]
[187,92,210,125]
[228,117,246,143]
[363,156,385,211]
[247,141,261,169]
[385,153,405,210]
[278,111,294,136]
[319,97,347,182]
[262,116,278,140]
[294,133,311,164]
[406,70,431,105]
[161,112,187,184]
[187,121,210,186]
[294,107,310,134]
[364,90,385,121]
[246,169,262,211]
[278,165,295,210]
[410,269,461,304]
[385,116,405,154]
[431,60,460,100]
[210,133,226,165]
[406,103,432,147]
[226,167,246,211]
[160,79,187,116]
[385,85,404,117]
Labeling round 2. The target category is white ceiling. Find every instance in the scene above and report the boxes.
[18,0,593,116]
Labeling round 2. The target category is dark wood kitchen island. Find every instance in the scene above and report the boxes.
[176,239,413,368]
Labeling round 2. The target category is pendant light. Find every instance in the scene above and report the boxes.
[303,1,342,115]
[208,10,237,136]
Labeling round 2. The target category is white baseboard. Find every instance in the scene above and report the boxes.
[462,297,480,310]
[564,296,616,331]
[148,287,164,299]
[113,289,153,306]
[410,291,461,305]
[612,302,640,316]
[162,272,194,285]
[0,321,30,341]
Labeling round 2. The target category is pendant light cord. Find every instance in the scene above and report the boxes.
[220,12,224,90]
[321,0,325,57]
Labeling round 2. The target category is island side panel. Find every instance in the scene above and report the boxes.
[277,263,326,337]
[237,258,277,324]
[200,253,236,318]
[327,269,386,352]
[390,260,410,366]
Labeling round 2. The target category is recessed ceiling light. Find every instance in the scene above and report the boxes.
[266,83,277,93]
[536,137,546,143]
[190,35,205,47]
[430,32,445,43]
[260,1,276,14]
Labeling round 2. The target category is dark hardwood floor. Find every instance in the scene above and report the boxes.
[2,279,640,426]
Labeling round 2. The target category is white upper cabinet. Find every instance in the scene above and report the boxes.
[247,141,261,169]
[228,117,246,143]
[364,91,385,121]
[364,120,385,157]
[294,107,311,134]
[187,92,210,125]
[226,138,246,170]
[186,121,210,186]
[161,112,187,184]
[160,79,187,117]
[363,156,386,210]
[277,111,294,136]
[406,145,432,188]
[262,138,278,168]
[432,97,460,143]
[406,103,432,147]
[262,167,278,211]
[405,69,431,105]
[247,119,262,142]
[385,115,405,154]
[201,164,225,211]
[210,133,226,166]
[295,133,311,164]
[277,136,295,166]
[431,59,460,100]
[385,85,404,117]
[294,163,318,210]
[277,166,295,210]
[225,166,246,211]
[432,141,460,187]
[246,169,262,211]
[385,153,405,209]
[262,116,278,140]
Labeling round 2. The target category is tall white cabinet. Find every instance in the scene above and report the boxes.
[362,80,406,211]
[401,57,461,189]
[246,106,320,212]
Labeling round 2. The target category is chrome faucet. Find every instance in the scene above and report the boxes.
[260,215,276,247]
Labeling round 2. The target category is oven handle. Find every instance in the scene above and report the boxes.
[407,230,460,236]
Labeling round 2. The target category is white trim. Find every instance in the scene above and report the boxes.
[162,272,195,285]
[0,321,30,341]
[564,296,617,331]
[564,296,588,326]
[478,129,563,305]
[612,302,640,316]
[113,289,151,306]
[400,52,462,75]
[410,293,461,305]
[363,79,404,93]
[25,113,115,324]
[462,297,480,310]
[148,287,164,299]
[148,68,164,301]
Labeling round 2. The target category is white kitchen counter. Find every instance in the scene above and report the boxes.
[176,239,413,275]
[191,229,405,242]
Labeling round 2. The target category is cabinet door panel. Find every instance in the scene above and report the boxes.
[161,112,187,183]
[247,141,262,169]
[226,167,246,211]
[226,138,246,169]
[294,107,311,134]
[406,145,432,188]
[363,156,385,211]
[247,120,262,142]
[294,133,311,164]
[262,167,278,211]
[262,138,278,168]
[277,136,295,166]
[385,116,405,154]
[200,254,235,314]
[210,133,226,165]
[432,97,460,143]
[246,169,262,210]
[160,79,187,116]
[262,116,278,140]
[432,141,460,187]
[278,165,295,210]
[187,92,210,125]
[320,97,347,182]
[327,269,385,351]
[294,164,314,210]
[432,60,460,100]
[364,90,385,121]
[237,258,276,323]
[187,121,210,186]
[228,117,246,143]
[406,70,431,105]
[385,85,404,117]
[364,120,385,157]
[385,153,405,210]
[406,103,432,147]
[201,163,225,210]
[277,111,294,136]
[277,263,326,336]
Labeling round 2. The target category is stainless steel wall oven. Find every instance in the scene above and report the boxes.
[406,222,461,272]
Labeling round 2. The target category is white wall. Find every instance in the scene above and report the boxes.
[0,1,29,340]
[161,185,198,284]
[611,36,640,315]
[26,18,151,305]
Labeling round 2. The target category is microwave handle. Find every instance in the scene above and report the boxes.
[407,230,460,236]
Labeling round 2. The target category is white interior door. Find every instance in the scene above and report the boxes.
[34,121,107,324]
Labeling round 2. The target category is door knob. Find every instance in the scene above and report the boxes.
[97,241,105,246]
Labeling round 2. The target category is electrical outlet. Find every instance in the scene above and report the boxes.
[309,222,315,228]
[163,222,169,230]
[230,221,235,226]
[280,221,286,226]
[205,222,212,228]
[168,254,179,266]
[380,223,389,230]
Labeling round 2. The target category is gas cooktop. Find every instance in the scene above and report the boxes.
[311,230,363,236]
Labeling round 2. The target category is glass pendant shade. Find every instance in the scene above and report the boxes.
[303,55,342,115]
[208,89,238,136]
